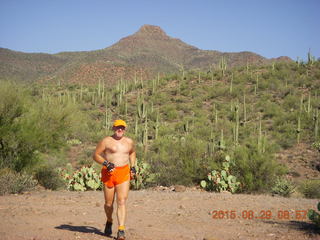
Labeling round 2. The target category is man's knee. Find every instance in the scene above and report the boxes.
[105,202,114,208]
[117,197,127,206]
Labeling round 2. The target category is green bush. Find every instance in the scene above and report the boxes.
[271,177,295,197]
[149,135,215,186]
[0,82,88,172]
[299,179,320,199]
[0,168,37,195]
[0,82,37,171]
[233,140,286,192]
[312,141,320,152]
[35,166,65,190]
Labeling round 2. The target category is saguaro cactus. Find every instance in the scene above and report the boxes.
[255,74,259,95]
[105,108,111,131]
[233,103,240,146]
[297,116,301,144]
[143,116,148,154]
[230,73,233,94]
[257,114,266,153]
[314,109,319,140]
[308,49,315,65]
[134,115,139,138]
[307,92,312,115]
[218,129,226,150]
[155,111,160,139]
[183,120,190,135]
[243,93,247,125]
[219,56,227,77]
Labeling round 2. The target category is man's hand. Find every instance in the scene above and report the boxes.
[130,166,137,179]
[103,160,115,172]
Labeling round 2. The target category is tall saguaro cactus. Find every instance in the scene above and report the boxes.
[230,73,233,94]
[105,108,111,134]
[307,92,312,116]
[155,110,160,139]
[257,114,265,153]
[219,56,227,77]
[255,74,259,95]
[243,93,247,125]
[134,115,139,138]
[218,129,226,150]
[137,92,147,119]
[308,49,315,65]
[143,116,148,154]
[314,109,319,140]
[233,103,240,146]
[297,116,301,144]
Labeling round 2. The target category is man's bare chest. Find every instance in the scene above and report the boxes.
[105,141,130,154]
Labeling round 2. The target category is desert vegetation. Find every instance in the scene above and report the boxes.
[1,56,319,198]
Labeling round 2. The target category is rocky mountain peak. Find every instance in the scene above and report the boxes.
[134,24,169,39]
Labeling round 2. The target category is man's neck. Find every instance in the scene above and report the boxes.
[112,134,123,140]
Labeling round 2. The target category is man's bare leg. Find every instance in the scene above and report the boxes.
[103,184,115,221]
[115,180,130,228]
[103,184,115,235]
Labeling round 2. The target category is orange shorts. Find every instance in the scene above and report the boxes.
[101,164,130,188]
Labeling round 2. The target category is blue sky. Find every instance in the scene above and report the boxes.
[0,0,319,60]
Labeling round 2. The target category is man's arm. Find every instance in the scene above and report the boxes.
[129,140,136,167]
[93,138,115,172]
[129,140,137,178]
[93,139,107,165]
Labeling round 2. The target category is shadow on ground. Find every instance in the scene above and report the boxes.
[264,220,319,237]
[55,224,109,237]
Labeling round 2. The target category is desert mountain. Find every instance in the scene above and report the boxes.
[0,24,292,84]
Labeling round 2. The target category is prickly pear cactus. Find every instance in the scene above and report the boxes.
[308,202,320,228]
[200,155,240,193]
[58,165,102,191]
[131,160,156,190]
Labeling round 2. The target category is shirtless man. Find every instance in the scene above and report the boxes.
[93,119,136,240]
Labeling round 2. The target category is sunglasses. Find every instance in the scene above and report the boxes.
[115,126,126,130]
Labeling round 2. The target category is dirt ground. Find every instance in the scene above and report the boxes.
[0,188,319,240]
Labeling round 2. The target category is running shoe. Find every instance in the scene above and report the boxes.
[104,221,112,236]
[116,230,126,240]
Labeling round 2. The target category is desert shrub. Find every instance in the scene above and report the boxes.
[271,177,295,197]
[149,135,214,186]
[162,105,179,120]
[35,166,65,190]
[0,168,37,195]
[0,82,36,171]
[283,94,300,110]
[0,82,88,172]
[233,140,286,192]
[273,121,297,149]
[298,179,320,199]
[312,141,320,152]
[260,100,283,119]
[210,86,229,98]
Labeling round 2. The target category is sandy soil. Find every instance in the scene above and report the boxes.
[0,188,319,240]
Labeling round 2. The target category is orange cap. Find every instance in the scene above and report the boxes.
[113,119,127,127]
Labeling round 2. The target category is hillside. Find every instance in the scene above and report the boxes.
[0,24,292,84]
[1,58,319,194]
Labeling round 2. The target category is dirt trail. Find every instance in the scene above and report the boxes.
[0,189,319,240]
